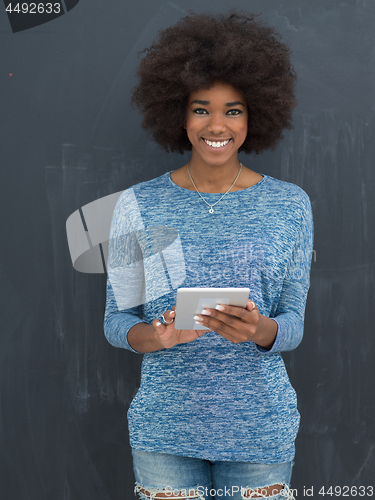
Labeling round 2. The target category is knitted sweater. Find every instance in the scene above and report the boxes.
[104,171,314,463]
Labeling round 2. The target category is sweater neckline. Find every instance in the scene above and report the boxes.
[167,171,267,196]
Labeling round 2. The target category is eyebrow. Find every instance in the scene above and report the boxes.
[190,99,245,107]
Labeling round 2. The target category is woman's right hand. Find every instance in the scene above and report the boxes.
[152,306,207,349]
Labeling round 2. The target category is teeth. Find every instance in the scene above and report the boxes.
[204,139,230,148]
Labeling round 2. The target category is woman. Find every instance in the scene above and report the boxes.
[104,11,313,500]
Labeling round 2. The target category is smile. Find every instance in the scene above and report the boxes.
[203,138,231,149]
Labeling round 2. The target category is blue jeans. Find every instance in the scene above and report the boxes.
[132,449,295,500]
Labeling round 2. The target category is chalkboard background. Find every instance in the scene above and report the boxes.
[1,0,374,498]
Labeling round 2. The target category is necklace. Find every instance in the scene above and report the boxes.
[187,162,242,214]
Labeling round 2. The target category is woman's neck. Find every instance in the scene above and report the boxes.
[186,158,243,194]
[186,162,242,193]
[170,160,263,194]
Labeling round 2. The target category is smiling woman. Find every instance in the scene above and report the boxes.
[104,10,313,500]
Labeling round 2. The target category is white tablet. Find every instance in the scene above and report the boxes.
[174,287,250,330]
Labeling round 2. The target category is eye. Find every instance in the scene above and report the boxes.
[227,109,243,115]
[192,108,208,114]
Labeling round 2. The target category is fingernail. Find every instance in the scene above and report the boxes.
[155,321,161,326]
[215,305,225,311]
[201,309,211,315]
[194,315,203,322]
[170,311,175,317]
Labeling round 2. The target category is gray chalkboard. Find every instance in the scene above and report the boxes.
[1,0,374,498]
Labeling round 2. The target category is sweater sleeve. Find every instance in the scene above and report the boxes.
[103,189,148,353]
[103,277,146,353]
[256,193,314,354]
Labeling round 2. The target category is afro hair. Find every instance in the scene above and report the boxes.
[131,11,297,154]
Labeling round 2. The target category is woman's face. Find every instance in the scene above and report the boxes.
[185,81,248,167]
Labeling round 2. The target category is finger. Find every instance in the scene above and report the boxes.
[162,309,175,324]
[197,305,255,334]
[153,318,165,331]
[246,300,257,312]
[195,313,252,344]
[195,310,240,334]
[214,303,249,321]
[195,315,242,343]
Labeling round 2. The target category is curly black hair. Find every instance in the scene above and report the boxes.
[131,11,297,155]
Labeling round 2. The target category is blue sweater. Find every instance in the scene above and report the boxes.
[104,171,314,463]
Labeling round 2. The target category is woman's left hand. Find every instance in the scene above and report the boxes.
[195,300,278,350]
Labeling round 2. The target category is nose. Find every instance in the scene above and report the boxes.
[207,113,226,134]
